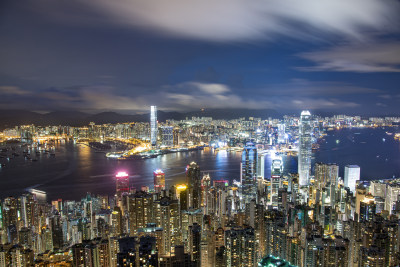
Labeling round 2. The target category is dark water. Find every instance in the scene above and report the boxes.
[314,127,400,180]
[0,127,399,200]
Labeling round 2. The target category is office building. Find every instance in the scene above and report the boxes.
[241,142,258,205]
[186,162,202,209]
[150,106,158,147]
[257,154,265,179]
[344,165,360,194]
[298,110,312,187]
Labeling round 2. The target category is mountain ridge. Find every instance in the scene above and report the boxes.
[0,108,280,130]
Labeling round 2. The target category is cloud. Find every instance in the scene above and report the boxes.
[30,0,400,42]
[79,86,145,110]
[378,94,392,99]
[163,82,272,110]
[290,98,360,109]
[276,79,381,96]
[376,102,388,107]
[0,86,30,95]
[161,81,364,111]
[297,42,400,72]
[0,81,379,113]
[177,82,231,95]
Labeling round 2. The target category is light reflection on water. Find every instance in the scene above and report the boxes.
[0,127,399,200]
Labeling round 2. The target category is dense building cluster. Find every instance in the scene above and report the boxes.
[1,110,400,266]
[2,113,400,148]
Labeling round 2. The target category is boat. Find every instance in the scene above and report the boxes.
[311,144,320,151]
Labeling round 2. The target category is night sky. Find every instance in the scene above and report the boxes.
[0,0,399,115]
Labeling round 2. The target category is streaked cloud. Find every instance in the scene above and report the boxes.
[271,79,382,96]
[291,98,359,109]
[0,86,30,95]
[0,81,373,112]
[28,0,400,42]
[376,102,388,107]
[297,42,400,73]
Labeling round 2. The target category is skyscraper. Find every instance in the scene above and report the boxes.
[344,165,360,194]
[298,110,312,187]
[241,142,257,204]
[314,163,339,207]
[116,171,129,198]
[154,169,166,193]
[277,123,286,143]
[256,154,265,179]
[186,162,202,209]
[150,105,158,147]
[270,157,283,207]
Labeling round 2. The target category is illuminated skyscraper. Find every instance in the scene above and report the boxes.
[225,227,257,266]
[154,169,166,193]
[159,196,180,255]
[314,163,339,207]
[150,106,158,147]
[256,154,265,179]
[277,123,286,143]
[344,165,360,194]
[270,157,283,207]
[186,162,202,209]
[298,110,312,187]
[241,142,257,204]
[128,191,154,235]
[116,172,129,198]
[314,163,339,190]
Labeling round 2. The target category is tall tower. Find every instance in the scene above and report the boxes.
[186,162,202,209]
[241,142,257,205]
[150,106,158,147]
[298,111,312,187]
[270,157,283,207]
[256,154,265,179]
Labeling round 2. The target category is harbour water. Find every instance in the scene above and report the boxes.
[0,127,399,200]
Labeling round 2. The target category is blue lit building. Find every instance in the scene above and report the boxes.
[241,142,257,205]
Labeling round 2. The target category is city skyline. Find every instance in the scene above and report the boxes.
[0,1,400,114]
[0,109,400,266]
[1,1,400,266]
